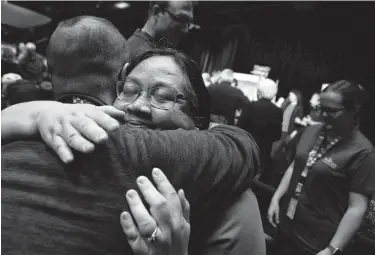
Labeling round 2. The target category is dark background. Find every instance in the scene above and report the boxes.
[4,1,375,143]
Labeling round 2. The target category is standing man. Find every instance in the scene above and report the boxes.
[127,1,194,64]
[208,69,249,125]
[238,78,283,181]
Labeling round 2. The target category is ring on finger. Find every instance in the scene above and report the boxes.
[147,226,160,243]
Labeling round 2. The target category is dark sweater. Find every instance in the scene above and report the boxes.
[2,125,260,255]
[127,29,154,64]
[208,82,248,125]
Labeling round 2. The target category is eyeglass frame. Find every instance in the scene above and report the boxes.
[160,7,194,29]
[116,81,188,110]
[316,104,346,117]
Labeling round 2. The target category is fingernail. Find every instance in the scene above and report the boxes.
[126,190,137,200]
[109,122,119,130]
[63,154,73,163]
[83,144,94,151]
[122,211,130,220]
[137,176,147,185]
[153,168,162,176]
[96,134,107,142]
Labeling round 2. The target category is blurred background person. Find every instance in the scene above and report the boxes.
[127,1,194,64]
[300,92,323,126]
[208,68,248,125]
[281,89,304,139]
[17,42,46,83]
[202,72,211,87]
[1,44,19,74]
[238,78,282,181]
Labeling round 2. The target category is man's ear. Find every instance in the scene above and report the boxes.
[119,63,129,81]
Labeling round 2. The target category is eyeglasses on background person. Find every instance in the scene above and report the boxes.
[160,7,195,30]
[116,81,187,110]
[316,104,345,117]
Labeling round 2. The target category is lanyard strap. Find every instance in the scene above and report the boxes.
[294,132,341,197]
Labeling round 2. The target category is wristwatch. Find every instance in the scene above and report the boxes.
[328,244,342,254]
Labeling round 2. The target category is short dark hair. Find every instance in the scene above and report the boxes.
[126,47,210,129]
[324,80,368,112]
[148,1,169,17]
[47,16,127,104]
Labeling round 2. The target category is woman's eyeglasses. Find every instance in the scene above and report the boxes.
[316,105,345,117]
[116,81,187,110]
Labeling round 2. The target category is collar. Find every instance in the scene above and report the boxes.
[134,29,155,44]
[56,93,106,106]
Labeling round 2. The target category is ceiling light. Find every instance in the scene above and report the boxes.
[114,2,130,9]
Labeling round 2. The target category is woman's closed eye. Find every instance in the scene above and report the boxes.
[151,86,176,102]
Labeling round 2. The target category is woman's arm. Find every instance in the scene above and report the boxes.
[1,101,125,162]
[323,192,369,253]
[273,161,294,201]
[268,161,294,227]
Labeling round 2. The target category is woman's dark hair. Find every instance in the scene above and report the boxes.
[290,89,303,107]
[324,80,368,112]
[125,47,211,129]
[290,89,304,116]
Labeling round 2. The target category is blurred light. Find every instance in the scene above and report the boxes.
[114,2,130,9]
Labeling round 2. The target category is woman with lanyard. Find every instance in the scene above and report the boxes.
[268,80,375,255]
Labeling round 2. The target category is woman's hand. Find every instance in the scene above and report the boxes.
[2,101,125,163]
[267,196,280,228]
[120,168,190,255]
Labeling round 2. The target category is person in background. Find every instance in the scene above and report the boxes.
[202,72,211,87]
[127,1,194,64]
[210,70,221,85]
[238,78,283,182]
[1,73,22,109]
[268,80,375,255]
[208,68,248,125]
[1,44,19,74]
[297,92,323,126]
[17,42,45,83]
[281,89,304,139]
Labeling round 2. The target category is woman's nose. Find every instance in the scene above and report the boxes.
[126,94,152,117]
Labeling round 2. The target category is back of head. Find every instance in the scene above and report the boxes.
[257,78,278,100]
[47,16,127,105]
[220,68,234,83]
[324,79,368,112]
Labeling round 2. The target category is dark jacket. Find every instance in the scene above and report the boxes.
[2,125,262,255]
[238,98,283,171]
[208,82,248,125]
[6,79,53,105]
[126,29,154,64]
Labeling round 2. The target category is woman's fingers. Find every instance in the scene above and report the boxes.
[97,106,125,123]
[267,204,279,228]
[87,106,124,131]
[275,205,280,225]
[178,189,190,223]
[126,189,158,238]
[70,115,108,144]
[120,211,140,244]
[61,120,95,153]
[151,168,181,208]
[51,134,75,164]
[136,175,172,228]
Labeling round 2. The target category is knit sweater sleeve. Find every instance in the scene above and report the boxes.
[93,124,259,214]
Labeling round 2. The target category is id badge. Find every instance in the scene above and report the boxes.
[286,197,298,220]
